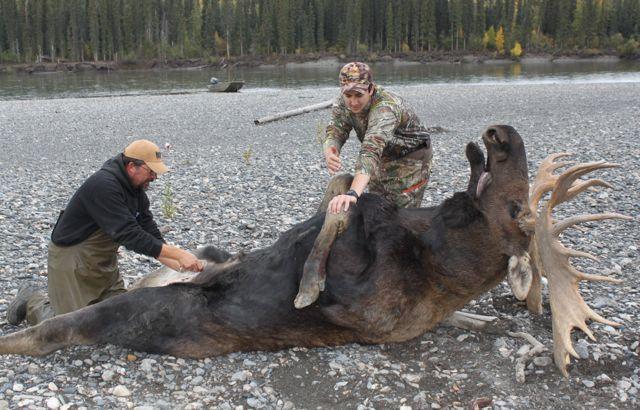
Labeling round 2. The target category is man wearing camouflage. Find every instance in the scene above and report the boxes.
[324,62,432,214]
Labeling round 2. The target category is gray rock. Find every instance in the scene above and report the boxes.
[582,380,595,388]
[574,339,590,359]
[247,397,264,408]
[231,370,248,382]
[533,357,553,367]
[112,385,131,397]
[101,370,116,382]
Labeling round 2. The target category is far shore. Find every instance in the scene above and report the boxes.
[0,51,632,75]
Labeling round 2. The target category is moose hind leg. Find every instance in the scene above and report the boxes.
[0,314,95,356]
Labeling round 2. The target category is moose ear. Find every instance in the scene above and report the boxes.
[507,253,532,300]
[465,142,485,168]
[465,142,486,199]
[484,127,511,162]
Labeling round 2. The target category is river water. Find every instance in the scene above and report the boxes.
[0,59,639,100]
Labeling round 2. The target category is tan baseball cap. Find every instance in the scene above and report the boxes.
[123,139,169,174]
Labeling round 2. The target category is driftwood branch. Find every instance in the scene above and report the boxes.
[508,331,547,383]
[254,99,334,125]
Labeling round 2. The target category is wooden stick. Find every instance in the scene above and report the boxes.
[254,99,334,125]
[508,331,547,383]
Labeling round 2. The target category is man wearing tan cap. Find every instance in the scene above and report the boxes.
[323,62,433,214]
[7,140,203,326]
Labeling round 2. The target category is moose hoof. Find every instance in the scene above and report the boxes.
[294,285,320,309]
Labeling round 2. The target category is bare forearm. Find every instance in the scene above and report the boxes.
[158,256,181,271]
[158,244,204,272]
[350,173,370,196]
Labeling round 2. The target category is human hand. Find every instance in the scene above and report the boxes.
[178,251,205,272]
[324,147,342,175]
[328,194,357,214]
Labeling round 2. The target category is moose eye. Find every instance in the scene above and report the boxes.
[509,201,522,219]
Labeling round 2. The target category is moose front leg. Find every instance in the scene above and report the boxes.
[316,173,354,213]
[295,209,352,309]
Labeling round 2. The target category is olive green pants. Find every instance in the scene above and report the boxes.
[369,146,433,208]
[25,229,126,325]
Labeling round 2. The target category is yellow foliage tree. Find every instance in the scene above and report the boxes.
[510,41,523,58]
[496,26,505,55]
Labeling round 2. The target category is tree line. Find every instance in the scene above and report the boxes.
[1,0,639,64]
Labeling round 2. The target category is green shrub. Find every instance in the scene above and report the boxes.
[0,50,19,63]
[357,42,369,54]
[617,39,639,58]
[161,183,177,219]
[242,145,254,165]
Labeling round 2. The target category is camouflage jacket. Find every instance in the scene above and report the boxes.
[323,86,429,177]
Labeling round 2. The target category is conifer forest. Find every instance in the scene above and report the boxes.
[1,0,639,64]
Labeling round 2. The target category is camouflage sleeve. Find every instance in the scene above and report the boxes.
[355,105,399,176]
[323,100,352,153]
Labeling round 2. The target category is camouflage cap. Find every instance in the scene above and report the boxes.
[339,62,373,94]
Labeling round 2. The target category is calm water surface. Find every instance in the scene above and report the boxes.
[0,59,639,100]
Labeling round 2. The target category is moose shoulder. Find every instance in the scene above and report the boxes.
[0,125,628,377]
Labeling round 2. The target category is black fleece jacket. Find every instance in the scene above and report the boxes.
[51,154,165,258]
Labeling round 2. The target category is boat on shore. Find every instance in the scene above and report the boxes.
[208,77,244,92]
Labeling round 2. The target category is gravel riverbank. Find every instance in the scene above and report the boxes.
[0,82,638,409]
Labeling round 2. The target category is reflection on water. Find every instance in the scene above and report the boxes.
[0,59,639,100]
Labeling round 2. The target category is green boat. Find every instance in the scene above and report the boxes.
[208,77,244,92]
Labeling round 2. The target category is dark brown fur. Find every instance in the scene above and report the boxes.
[0,125,531,358]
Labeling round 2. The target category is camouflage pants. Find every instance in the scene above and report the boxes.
[369,146,433,208]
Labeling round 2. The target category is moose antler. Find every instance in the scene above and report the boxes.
[521,153,632,376]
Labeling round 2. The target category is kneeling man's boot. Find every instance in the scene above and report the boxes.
[6,286,38,325]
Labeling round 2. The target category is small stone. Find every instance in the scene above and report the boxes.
[127,354,137,361]
[582,379,595,388]
[403,373,422,383]
[574,340,590,359]
[246,398,263,408]
[231,370,247,382]
[46,397,61,409]
[596,374,612,383]
[617,380,632,391]
[112,385,131,397]
[498,347,512,358]
[12,383,24,392]
[191,376,204,386]
[282,401,294,410]
[533,356,553,367]
[48,382,59,392]
[140,359,155,372]
[102,370,116,382]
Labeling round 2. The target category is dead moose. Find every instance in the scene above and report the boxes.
[0,125,629,377]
